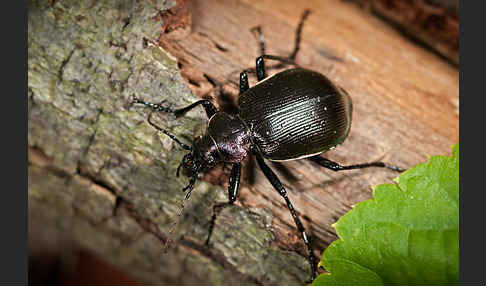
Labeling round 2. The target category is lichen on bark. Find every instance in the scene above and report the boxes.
[28,0,310,285]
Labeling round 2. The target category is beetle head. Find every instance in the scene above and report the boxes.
[177,135,220,180]
[177,152,200,178]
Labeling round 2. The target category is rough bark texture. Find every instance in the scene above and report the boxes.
[28,0,459,285]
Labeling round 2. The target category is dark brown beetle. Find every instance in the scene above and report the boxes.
[132,10,403,281]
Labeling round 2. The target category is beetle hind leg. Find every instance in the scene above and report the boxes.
[308,156,405,172]
[289,9,311,61]
[255,155,317,281]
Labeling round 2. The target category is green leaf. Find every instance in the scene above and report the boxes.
[313,144,459,286]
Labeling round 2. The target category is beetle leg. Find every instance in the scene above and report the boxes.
[252,9,310,63]
[250,25,266,57]
[240,71,250,94]
[289,9,311,61]
[254,54,300,81]
[261,54,299,66]
[255,155,317,280]
[256,56,267,81]
[205,162,242,245]
[307,156,405,172]
[255,55,296,80]
[131,96,173,113]
[250,25,269,80]
[173,99,218,118]
[253,9,310,78]
[228,162,242,203]
[239,71,249,94]
[132,96,218,119]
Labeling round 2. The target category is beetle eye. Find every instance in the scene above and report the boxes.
[184,160,193,168]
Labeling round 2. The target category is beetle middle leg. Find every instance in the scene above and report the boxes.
[308,156,405,172]
[255,154,317,280]
[205,162,242,245]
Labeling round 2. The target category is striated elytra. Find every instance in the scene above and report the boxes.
[238,68,352,161]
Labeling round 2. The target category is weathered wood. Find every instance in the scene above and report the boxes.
[160,0,458,255]
[346,0,459,66]
[28,0,458,285]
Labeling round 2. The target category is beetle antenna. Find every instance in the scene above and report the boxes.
[163,175,197,253]
[131,95,174,113]
[147,113,192,151]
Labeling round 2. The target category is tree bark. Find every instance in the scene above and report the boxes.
[28,0,458,285]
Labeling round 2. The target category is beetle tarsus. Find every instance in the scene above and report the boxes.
[205,202,233,246]
[308,156,405,173]
[384,164,406,172]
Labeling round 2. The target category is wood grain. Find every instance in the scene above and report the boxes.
[160,0,458,253]
[28,0,458,284]
[346,0,459,65]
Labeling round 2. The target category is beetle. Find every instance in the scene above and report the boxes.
[132,10,403,281]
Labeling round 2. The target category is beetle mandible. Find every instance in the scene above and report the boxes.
[132,10,403,281]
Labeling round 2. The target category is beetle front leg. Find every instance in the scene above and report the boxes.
[227,162,242,203]
[173,100,218,118]
[308,155,405,172]
[255,155,317,281]
[132,97,218,119]
[205,162,242,245]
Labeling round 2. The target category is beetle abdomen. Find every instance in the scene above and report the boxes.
[238,68,352,161]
